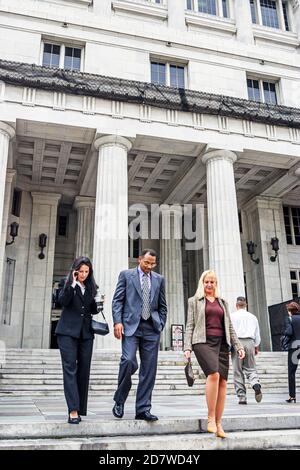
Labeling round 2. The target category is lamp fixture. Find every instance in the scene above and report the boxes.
[6,222,19,246]
[270,237,279,262]
[38,233,47,259]
[246,241,260,264]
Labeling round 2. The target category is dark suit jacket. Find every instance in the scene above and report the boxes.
[55,284,97,339]
[112,267,167,336]
[284,313,300,349]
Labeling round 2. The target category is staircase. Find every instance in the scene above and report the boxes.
[0,349,296,397]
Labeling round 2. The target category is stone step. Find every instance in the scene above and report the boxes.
[0,413,299,439]
[0,416,299,450]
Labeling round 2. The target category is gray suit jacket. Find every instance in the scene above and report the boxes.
[184,296,243,353]
[112,267,167,336]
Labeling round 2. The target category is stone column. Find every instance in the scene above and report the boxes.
[0,123,15,290]
[160,205,185,350]
[202,149,244,311]
[0,169,16,308]
[234,0,254,44]
[74,196,95,260]
[168,0,186,31]
[22,192,61,348]
[243,196,291,351]
[93,135,132,350]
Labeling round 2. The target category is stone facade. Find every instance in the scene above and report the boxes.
[0,0,300,350]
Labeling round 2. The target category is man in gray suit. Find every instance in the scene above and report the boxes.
[112,249,167,421]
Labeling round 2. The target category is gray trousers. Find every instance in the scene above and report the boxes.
[231,338,260,398]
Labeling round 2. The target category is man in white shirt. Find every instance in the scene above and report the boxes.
[231,296,262,405]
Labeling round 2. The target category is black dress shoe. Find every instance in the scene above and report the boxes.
[112,402,124,418]
[68,415,80,424]
[135,411,158,421]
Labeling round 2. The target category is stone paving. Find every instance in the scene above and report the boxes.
[0,391,299,424]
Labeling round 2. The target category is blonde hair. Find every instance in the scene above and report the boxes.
[195,269,219,299]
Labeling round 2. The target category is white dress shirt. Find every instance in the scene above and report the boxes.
[230,308,261,347]
[72,280,85,295]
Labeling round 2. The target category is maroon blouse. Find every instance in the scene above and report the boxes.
[205,299,225,337]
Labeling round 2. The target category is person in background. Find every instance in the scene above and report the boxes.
[230,296,262,405]
[184,269,245,439]
[55,256,98,424]
[283,301,300,403]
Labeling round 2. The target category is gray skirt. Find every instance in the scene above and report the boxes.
[193,336,230,380]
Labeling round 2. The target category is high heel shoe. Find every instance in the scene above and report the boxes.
[207,416,217,433]
[286,397,296,403]
[216,422,226,439]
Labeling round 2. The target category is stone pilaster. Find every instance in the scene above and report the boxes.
[74,196,95,260]
[160,205,185,350]
[168,0,186,30]
[93,135,132,349]
[202,149,244,311]
[243,196,291,351]
[234,0,254,44]
[22,192,61,348]
[93,0,111,16]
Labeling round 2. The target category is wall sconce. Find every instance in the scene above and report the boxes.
[6,222,19,245]
[246,241,260,264]
[270,237,279,262]
[38,233,47,259]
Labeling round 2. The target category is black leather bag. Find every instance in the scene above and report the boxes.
[91,312,109,336]
[184,358,195,387]
[280,334,291,351]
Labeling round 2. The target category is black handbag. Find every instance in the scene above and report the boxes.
[280,334,291,351]
[184,357,195,387]
[91,311,109,336]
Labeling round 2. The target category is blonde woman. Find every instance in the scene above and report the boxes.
[184,270,245,438]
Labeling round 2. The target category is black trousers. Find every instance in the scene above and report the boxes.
[288,348,300,398]
[57,334,93,415]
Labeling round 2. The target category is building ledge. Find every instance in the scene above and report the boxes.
[112,0,168,20]
[0,59,300,129]
[185,11,236,34]
[253,25,299,47]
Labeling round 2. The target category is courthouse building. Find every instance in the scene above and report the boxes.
[0,0,300,351]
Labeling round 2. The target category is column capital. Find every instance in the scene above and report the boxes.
[31,192,61,206]
[202,149,237,165]
[73,195,95,210]
[6,168,16,184]
[0,122,15,140]
[94,135,132,152]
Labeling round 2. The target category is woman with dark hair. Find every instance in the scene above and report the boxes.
[283,301,300,403]
[55,256,98,423]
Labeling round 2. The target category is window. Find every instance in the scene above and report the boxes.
[290,270,300,299]
[247,78,277,104]
[128,224,140,259]
[186,0,230,18]
[11,189,22,217]
[42,42,82,71]
[250,0,290,31]
[151,61,186,88]
[284,206,300,246]
[58,215,68,237]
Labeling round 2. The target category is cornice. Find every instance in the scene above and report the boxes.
[1,59,300,128]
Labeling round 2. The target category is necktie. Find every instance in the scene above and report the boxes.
[141,273,151,320]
